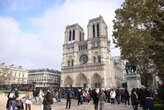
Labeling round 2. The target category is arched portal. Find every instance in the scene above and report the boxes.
[91,73,102,88]
[75,73,88,88]
[64,76,73,87]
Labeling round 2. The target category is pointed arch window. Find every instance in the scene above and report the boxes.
[97,23,99,37]
[80,32,82,41]
[98,56,101,63]
[72,59,74,66]
[68,60,70,66]
[69,31,71,41]
[94,56,96,63]
[93,24,95,38]
[73,30,75,40]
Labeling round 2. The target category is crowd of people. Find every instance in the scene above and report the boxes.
[6,88,53,110]
[65,86,155,110]
[5,86,155,110]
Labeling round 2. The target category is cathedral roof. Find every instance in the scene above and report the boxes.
[66,23,83,30]
[88,15,105,23]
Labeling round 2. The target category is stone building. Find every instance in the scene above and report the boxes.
[61,16,125,88]
[28,69,61,88]
[0,63,28,85]
[112,56,127,87]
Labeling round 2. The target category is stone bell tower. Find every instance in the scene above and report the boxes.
[64,24,84,44]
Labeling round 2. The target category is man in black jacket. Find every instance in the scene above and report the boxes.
[92,89,99,110]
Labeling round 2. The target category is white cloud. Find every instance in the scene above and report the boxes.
[0,0,123,70]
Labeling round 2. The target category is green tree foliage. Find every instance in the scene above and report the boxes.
[149,0,164,81]
[113,0,164,85]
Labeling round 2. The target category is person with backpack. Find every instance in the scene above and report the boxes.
[43,90,53,110]
[7,88,19,110]
[66,89,73,109]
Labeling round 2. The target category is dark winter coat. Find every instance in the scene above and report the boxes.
[145,97,154,110]
[43,92,53,105]
[131,93,138,105]
[92,90,99,104]
[66,90,73,100]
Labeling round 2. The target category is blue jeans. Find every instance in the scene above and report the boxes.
[111,98,115,104]
[8,100,16,110]
[56,98,61,102]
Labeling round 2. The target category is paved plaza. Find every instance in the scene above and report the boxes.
[0,93,139,110]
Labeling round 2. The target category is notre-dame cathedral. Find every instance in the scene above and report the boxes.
[61,16,126,88]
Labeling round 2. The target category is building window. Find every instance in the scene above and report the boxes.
[93,24,95,38]
[78,46,80,51]
[94,56,96,63]
[72,60,74,66]
[97,23,100,37]
[80,32,81,41]
[98,56,101,63]
[73,30,75,40]
[68,61,70,66]
[69,30,71,41]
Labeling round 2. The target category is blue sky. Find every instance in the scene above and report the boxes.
[0,0,124,70]
[0,0,64,32]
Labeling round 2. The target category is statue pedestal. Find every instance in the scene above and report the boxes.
[126,74,141,93]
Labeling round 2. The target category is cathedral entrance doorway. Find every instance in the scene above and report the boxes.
[64,76,73,87]
[76,73,88,88]
[91,73,102,88]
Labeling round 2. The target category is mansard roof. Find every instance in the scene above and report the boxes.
[28,68,61,74]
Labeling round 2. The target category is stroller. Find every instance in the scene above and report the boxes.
[16,100,24,110]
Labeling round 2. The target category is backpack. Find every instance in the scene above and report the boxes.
[9,92,16,98]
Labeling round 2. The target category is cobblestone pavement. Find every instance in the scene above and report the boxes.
[0,93,141,110]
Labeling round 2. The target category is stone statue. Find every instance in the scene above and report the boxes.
[125,62,138,75]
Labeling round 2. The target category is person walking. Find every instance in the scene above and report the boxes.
[110,89,116,104]
[55,91,60,102]
[66,89,73,109]
[7,88,19,110]
[92,89,99,110]
[116,88,121,104]
[131,88,139,110]
[43,90,53,110]
[77,89,83,105]
[139,86,146,110]
[33,88,38,103]
[39,89,44,110]
[124,89,130,106]
[25,88,33,110]
[145,90,154,110]
[99,89,106,110]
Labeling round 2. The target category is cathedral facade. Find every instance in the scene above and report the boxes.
[61,16,125,88]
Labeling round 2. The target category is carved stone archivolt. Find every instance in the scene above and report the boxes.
[64,76,73,86]
[75,73,88,87]
[91,73,102,88]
